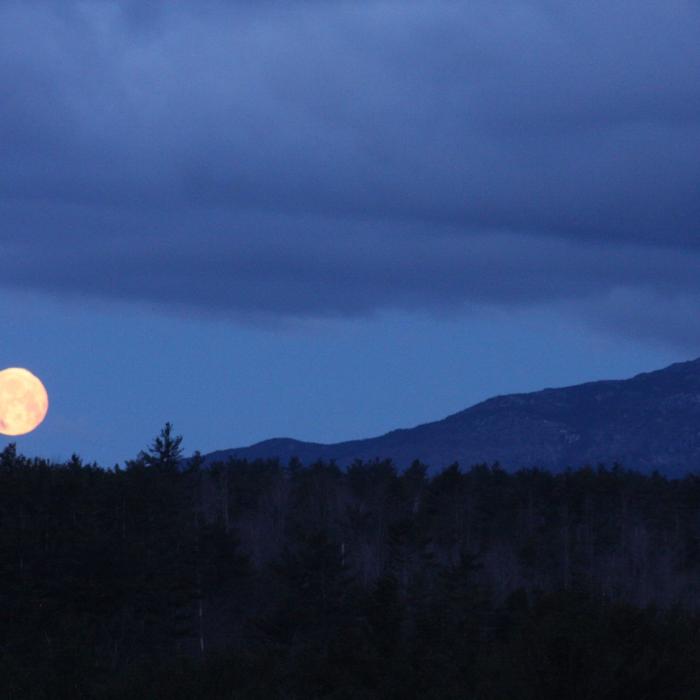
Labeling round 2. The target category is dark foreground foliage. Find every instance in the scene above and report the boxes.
[2,429,700,698]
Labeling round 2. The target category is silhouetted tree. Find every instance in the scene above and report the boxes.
[3,442,700,697]
[139,422,184,471]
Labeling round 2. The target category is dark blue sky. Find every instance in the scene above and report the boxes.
[2,1,697,465]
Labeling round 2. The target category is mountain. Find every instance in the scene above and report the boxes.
[202,358,700,475]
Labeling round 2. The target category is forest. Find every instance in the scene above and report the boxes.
[2,424,700,698]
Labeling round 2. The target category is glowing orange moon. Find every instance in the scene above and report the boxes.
[0,368,49,436]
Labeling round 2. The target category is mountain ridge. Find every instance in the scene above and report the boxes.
[201,357,700,475]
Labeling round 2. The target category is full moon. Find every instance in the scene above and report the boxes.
[0,368,49,436]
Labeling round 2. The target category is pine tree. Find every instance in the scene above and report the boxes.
[139,422,183,472]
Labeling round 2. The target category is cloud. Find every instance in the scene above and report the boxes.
[2,0,700,345]
[573,289,700,352]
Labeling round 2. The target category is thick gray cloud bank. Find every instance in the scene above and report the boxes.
[2,1,700,345]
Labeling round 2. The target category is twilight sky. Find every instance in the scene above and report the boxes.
[2,0,698,466]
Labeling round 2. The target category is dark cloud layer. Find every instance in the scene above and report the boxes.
[2,1,700,345]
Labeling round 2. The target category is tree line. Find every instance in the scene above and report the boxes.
[1,424,700,698]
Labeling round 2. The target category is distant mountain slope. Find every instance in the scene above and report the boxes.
[202,358,700,475]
